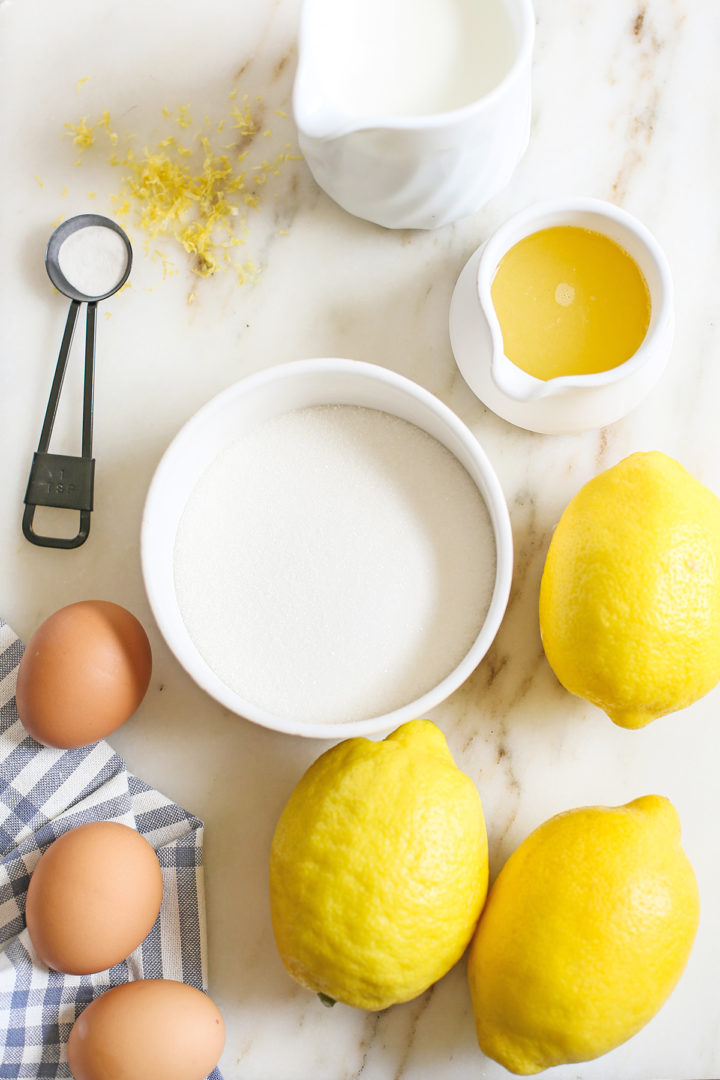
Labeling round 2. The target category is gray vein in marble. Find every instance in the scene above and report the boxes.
[609,5,683,204]
[633,6,647,39]
[444,472,570,839]
[391,988,435,1080]
[594,424,620,474]
[347,1013,381,1079]
[233,1,283,81]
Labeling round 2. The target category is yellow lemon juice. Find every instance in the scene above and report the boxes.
[490,226,651,380]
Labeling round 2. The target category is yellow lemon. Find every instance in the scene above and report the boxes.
[269,719,488,1010]
[539,450,720,728]
[468,796,699,1075]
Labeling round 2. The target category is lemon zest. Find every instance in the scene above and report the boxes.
[62,95,298,286]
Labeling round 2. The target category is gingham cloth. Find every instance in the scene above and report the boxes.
[0,617,223,1079]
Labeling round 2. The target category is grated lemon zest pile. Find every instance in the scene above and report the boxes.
[63,94,300,286]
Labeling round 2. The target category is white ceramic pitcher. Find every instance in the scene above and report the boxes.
[449,198,675,434]
[293,0,535,230]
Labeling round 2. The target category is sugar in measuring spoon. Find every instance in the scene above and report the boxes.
[22,214,132,549]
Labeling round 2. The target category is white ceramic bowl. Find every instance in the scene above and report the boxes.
[141,358,512,738]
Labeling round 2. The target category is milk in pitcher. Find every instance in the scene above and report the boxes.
[320,0,518,117]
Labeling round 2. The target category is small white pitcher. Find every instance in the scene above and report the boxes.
[449,198,675,434]
[293,0,535,230]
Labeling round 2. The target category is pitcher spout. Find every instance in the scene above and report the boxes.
[490,354,558,403]
[293,85,360,141]
[293,2,365,142]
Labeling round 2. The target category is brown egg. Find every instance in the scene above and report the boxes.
[16,600,152,748]
[67,979,225,1080]
[25,821,162,975]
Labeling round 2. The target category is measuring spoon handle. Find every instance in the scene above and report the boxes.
[22,299,96,549]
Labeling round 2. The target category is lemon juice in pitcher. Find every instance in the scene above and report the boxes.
[491,226,652,380]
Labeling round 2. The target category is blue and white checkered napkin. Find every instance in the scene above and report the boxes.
[0,617,222,1079]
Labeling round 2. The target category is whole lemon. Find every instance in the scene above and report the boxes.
[269,720,488,1010]
[467,796,699,1075]
[539,451,720,728]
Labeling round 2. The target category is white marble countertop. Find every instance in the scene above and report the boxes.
[1,0,719,1077]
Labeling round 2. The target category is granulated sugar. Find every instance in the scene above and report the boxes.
[174,405,496,724]
[57,224,129,297]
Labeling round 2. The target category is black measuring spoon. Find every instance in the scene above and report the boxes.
[22,214,132,549]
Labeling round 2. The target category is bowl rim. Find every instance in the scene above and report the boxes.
[141,357,513,738]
